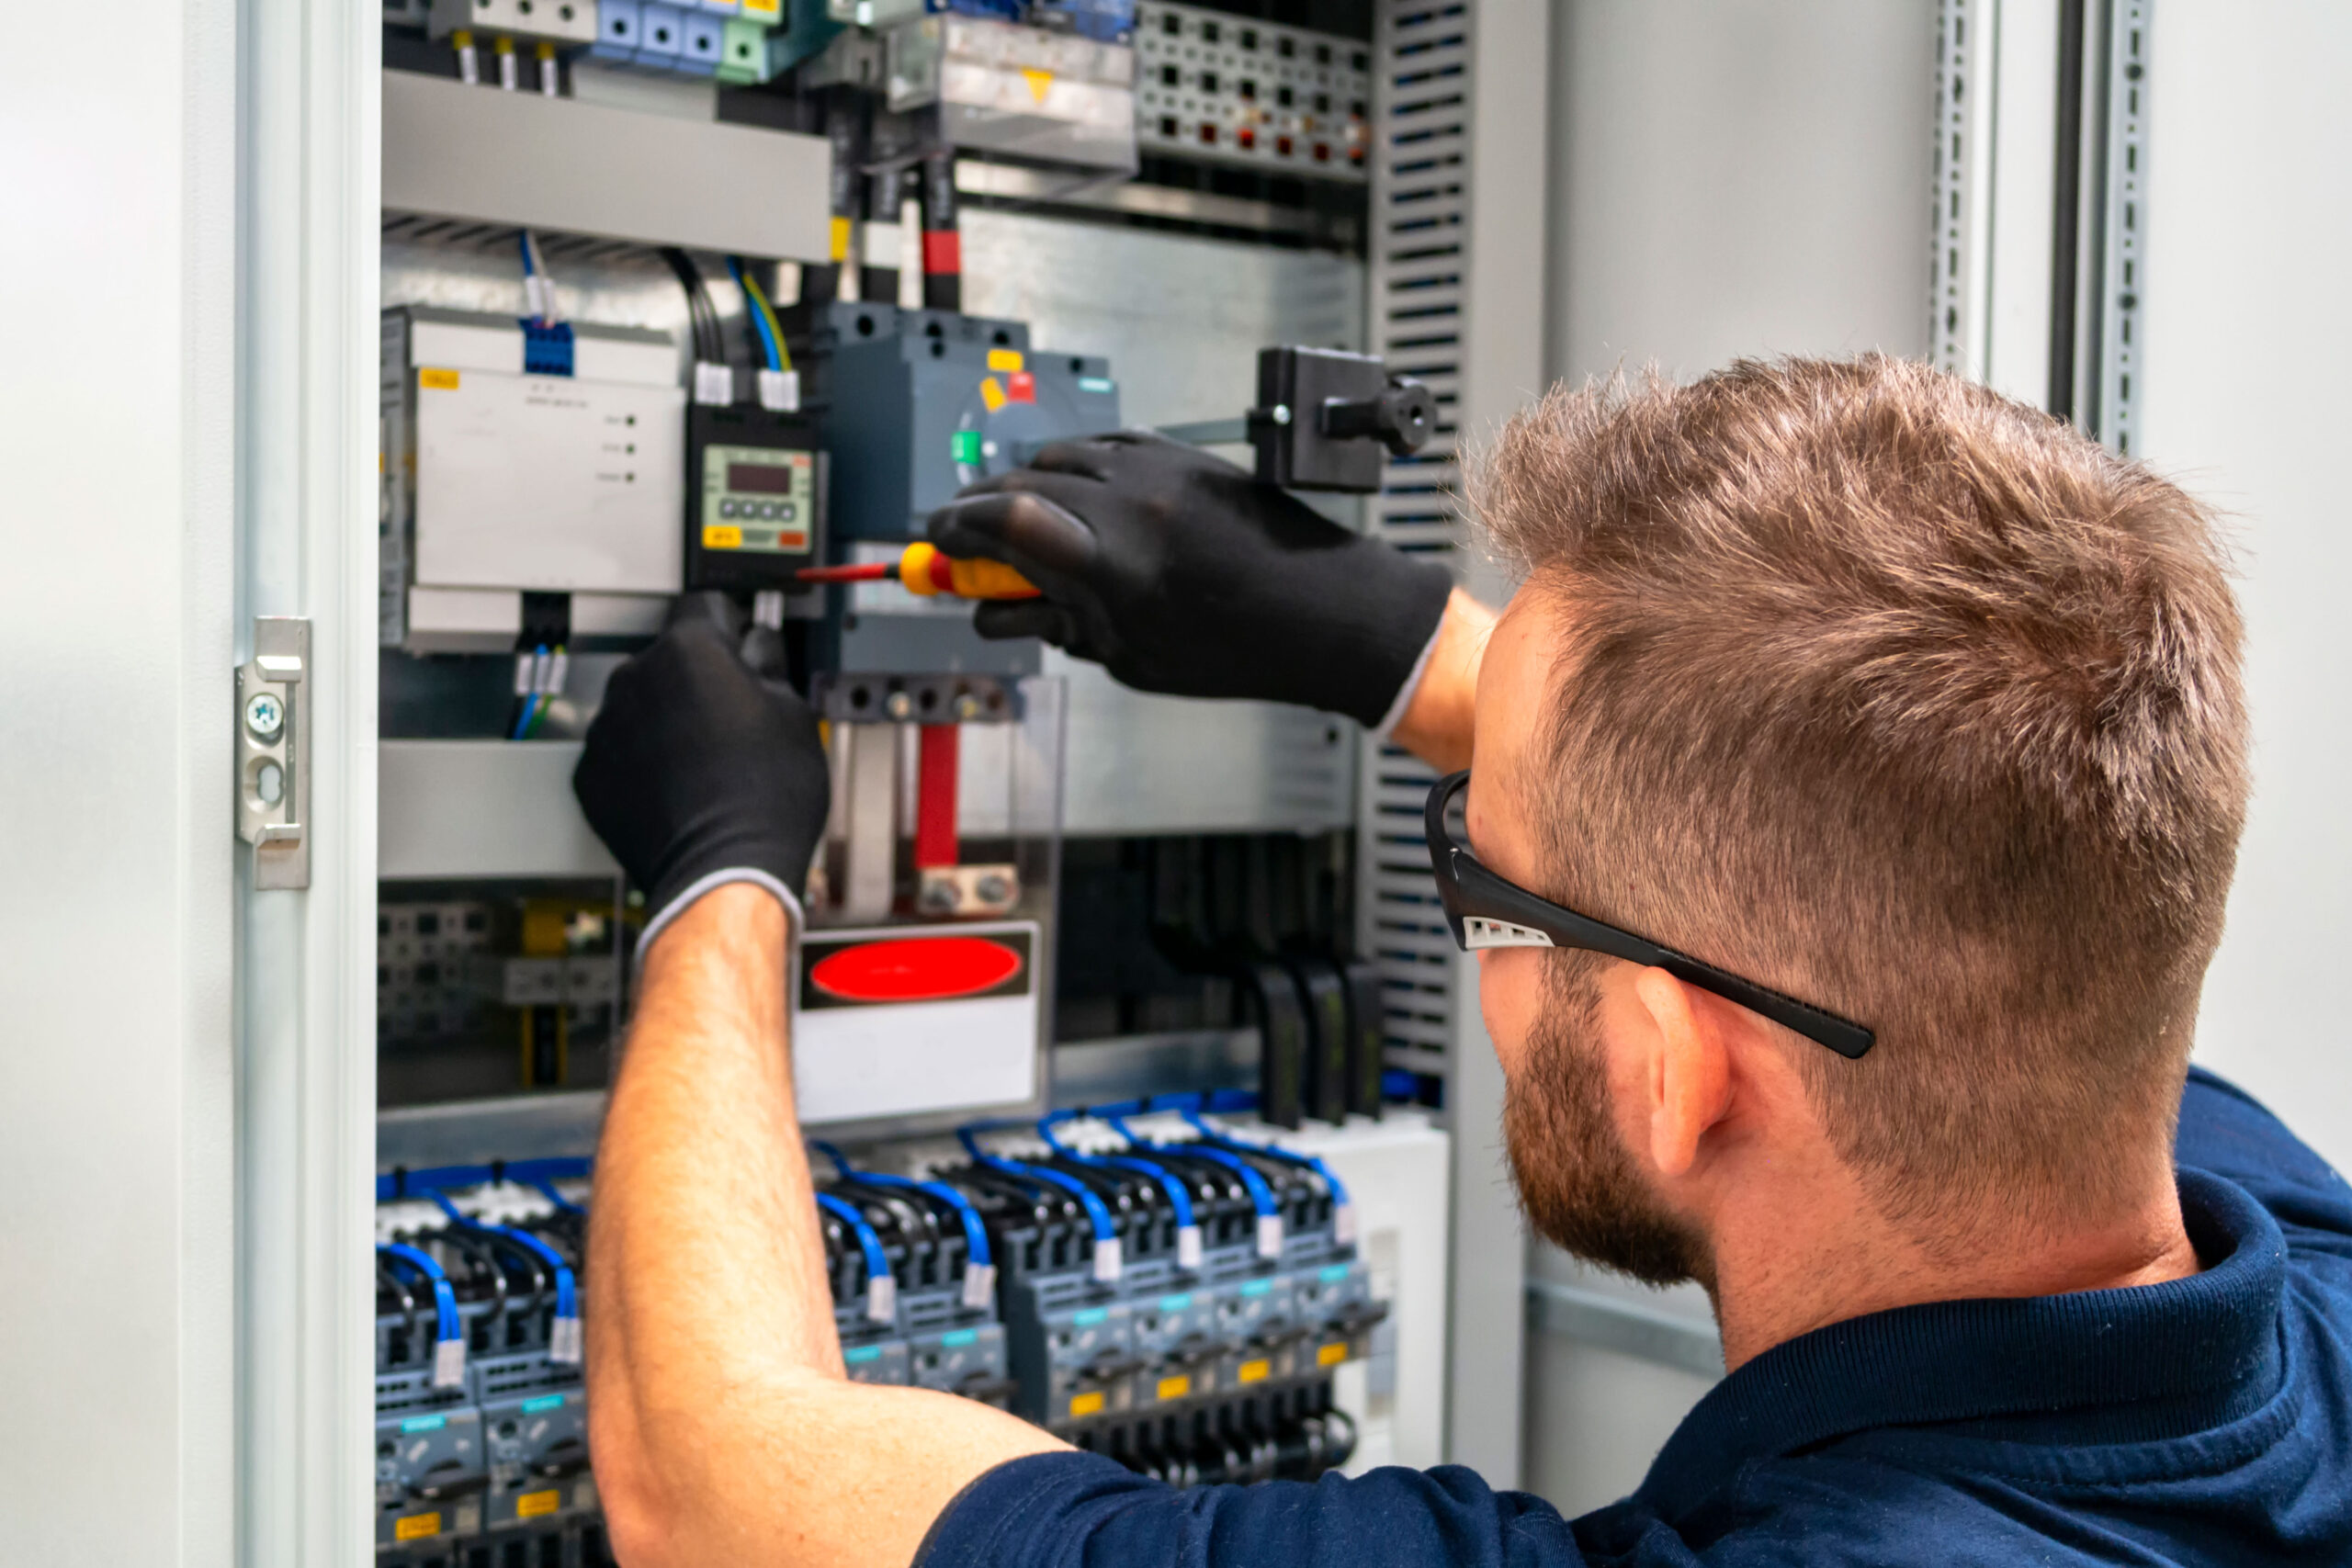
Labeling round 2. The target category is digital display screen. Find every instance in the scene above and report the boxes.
[728,460,802,495]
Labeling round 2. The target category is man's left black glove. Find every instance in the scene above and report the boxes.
[572,592,831,955]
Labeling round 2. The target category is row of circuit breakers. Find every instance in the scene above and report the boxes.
[374,1102,1385,1565]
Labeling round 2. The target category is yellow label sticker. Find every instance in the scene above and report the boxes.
[1069,1391,1105,1418]
[1022,67,1055,103]
[419,367,460,390]
[986,348,1025,374]
[1237,1359,1271,1385]
[515,1488,562,1520]
[703,524,743,549]
[830,216,853,263]
[1156,1374,1192,1402]
[1317,1342,1349,1368]
[393,1512,443,1543]
[978,377,1008,412]
[741,0,781,14]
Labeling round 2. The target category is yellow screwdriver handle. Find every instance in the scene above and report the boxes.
[899,541,1040,600]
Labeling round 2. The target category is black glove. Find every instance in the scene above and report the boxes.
[573,592,831,952]
[925,431,1453,728]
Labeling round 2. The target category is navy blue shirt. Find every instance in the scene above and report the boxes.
[920,1068,2352,1565]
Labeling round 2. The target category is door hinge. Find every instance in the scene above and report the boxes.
[235,616,311,889]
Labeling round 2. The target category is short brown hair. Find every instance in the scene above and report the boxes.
[1470,356,2248,1241]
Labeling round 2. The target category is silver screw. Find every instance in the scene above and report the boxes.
[244,691,285,742]
[975,874,1012,905]
[919,880,959,913]
[885,690,914,721]
[954,693,982,720]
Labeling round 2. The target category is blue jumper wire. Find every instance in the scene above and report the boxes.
[1037,1111,1204,1270]
[815,1192,899,1325]
[813,1143,997,1309]
[957,1125,1125,1283]
[378,1241,469,1388]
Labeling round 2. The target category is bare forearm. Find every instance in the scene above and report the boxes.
[586,884,1064,1568]
[588,886,839,1555]
[1390,588,1495,773]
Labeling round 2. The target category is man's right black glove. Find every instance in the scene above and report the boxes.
[925,431,1453,729]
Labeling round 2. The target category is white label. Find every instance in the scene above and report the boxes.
[542,648,570,694]
[757,368,801,412]
[1092,1236,1123,1283]
[865,1272,897,1325]
[548,1315,583,1365]
[512,651,535,695]
[1256,1214,1285,1260]
[1334,1202,1358,1247]
[961,1262,997,1311]
[433,1337,469,1389]
[1176,1225,1204,1269]
[694,361,736,406]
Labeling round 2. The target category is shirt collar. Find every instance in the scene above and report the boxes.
[1635,1168,2288,1522]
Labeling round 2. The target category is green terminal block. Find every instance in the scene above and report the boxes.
[950,429,984,467]
[718,17,775,84]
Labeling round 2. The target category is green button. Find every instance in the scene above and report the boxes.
[950,430,983,466]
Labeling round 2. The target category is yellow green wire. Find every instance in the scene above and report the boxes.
[741,263,791,374]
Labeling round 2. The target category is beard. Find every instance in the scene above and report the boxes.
[1502,960,1713,1289]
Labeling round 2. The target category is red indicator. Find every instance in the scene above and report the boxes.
[810,936,1023,1004]
[1238,128,1256,150]
[1006,371,1037,403]
[1275,135,1294,157]
[1199,122,1219,145]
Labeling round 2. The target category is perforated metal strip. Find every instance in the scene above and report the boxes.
[1355,0,1473,1107]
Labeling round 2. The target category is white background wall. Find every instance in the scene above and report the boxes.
[0,1,236,1562]
[1526,0,1938,1514]
[2137,3,2352,1173]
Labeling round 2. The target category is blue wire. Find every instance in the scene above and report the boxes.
[811,1143,990,1269]
[504,1157,591,1213]
[425,1189,580,1326]
[1037,1112,1199,1235]
[956,1126,1120,1247]
[511,645,548,740]
[1103,1110,1281,1221]
[1175,1099,1352,1211]
[379,1242,462,1347]
[728,256,783,372]
[814,1192,896,1319]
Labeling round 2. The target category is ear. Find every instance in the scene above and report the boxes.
[1631,968,1734,1178]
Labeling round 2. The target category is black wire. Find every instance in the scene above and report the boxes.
[660,246,722,364]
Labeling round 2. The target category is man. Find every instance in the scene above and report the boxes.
[571,356,2352,1566]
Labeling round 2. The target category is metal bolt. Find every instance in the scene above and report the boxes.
[244,691,285,742]
[954,693,983,720]
[885,690,914,721]
[975,874,1012,905]
[919,880,960,913]
[1271,403,1293,425]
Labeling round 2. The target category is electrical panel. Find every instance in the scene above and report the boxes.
[372,0,1436,1540]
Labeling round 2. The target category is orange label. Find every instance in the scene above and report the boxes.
[515,1488,561,1520]
[1237,1359,1271,1384]
[393,1512,443,1542]
[1156,1374,1192,1402]
[1069,1391,1105,1417]
[702,525,742,549]
[419,367,459,390]
[986,348,1024,373]
[978,377,1008,412]
[1317,1342,1348,1368]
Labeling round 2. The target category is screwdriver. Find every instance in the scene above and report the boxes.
[794,541,1040,600]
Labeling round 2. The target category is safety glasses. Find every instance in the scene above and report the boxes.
[1422,771,1873,1059]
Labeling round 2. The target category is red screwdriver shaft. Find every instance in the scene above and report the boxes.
[793,561,898,584]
